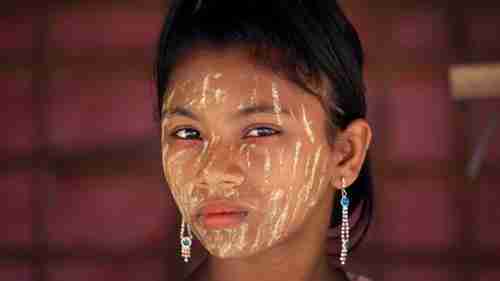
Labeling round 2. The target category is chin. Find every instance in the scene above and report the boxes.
[201,236,259,259]
[195,220,294,259]
[202,235,286,259]
[207,247,257,259]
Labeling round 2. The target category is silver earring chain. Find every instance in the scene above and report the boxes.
[340,177,350,265]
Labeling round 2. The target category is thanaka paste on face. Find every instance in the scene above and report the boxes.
[161,51,334,258]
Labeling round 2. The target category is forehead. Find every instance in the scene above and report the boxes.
[166,47,324,112]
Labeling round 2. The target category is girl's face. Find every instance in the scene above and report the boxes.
[161,47,337,258]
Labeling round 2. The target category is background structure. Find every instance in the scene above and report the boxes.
[1,0,499,280]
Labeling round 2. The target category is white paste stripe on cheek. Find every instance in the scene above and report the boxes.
[194,141,209,169]
[239,143,248,154]
[264,148,271,185]
[167,151,190,201]
[278,147,285,177]
[272,196,289,242]
[267,189,285,246]
[291,141,302,179]
[202,133,220,173]
[301,104,315,144]
[309,176,325,207]
[288,184,301,231]
[304,152,312,179]
[302,146,323,205]
[246,144,256,168]
[161,143,169,160]
[287,147,323,229]
[161,119,170,144]
[167,150,188,165]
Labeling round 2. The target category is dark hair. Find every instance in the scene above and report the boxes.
[155,0,373,254]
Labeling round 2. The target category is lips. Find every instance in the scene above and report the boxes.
[195,200,250,229]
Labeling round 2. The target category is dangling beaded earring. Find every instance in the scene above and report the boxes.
[340,177,350,266]
[180,217,193,263]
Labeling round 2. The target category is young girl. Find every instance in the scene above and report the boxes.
[156,0,374,280]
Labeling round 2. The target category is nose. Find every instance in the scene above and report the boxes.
[195,143,245,192]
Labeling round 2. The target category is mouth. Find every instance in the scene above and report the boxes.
[195,201,250,229]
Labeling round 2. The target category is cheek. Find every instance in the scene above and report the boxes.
[162,145,202,206]
[163,141,206,181]
[264,145,330,222]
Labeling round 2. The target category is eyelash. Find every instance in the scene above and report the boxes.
[170,126,281,141]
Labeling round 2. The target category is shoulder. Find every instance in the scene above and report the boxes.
[346,271,374,281]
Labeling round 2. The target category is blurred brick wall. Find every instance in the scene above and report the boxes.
[1,1,499,281]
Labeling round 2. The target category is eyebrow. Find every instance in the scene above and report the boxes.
[162,106,199,121]
[162,104,291,121]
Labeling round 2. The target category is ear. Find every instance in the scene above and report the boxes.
[330,118,372,189]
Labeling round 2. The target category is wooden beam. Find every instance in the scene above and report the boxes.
[449,63,500,99]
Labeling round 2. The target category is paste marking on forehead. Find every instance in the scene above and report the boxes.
[163,87,177,113]
[250,88,258,106]
[301,104,315,144]
[271,81,283,125]
[199,74,210,109]
[214,88,227,105]
[250,73,259,107]
[237,75,259,110]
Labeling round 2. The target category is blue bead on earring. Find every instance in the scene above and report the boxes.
[180,217,193,263]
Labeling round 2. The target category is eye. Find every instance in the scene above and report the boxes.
[171,127,201,140]
[244,126,281,138]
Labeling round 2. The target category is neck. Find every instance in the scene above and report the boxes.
[203,250,343,281]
